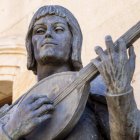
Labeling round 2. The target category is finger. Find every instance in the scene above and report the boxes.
[129,45,136,61]
[27,95,49,104]
[105,35,115,55]
[128,46,136,79]
[34,104,54,117]
[94,46,106,61]
[31,97,53,110]
[38,114,52,123]
[118,39,128,64]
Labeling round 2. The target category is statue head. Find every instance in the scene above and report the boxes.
[26,5,83,74]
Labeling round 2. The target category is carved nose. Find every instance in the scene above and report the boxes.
[45,31,52,38]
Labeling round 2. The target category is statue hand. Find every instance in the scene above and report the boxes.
[92,35,136,94]
[4,95,54,140]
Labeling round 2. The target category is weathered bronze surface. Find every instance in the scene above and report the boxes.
[0,5,140,140]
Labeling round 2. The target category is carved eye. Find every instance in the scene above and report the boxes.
[35,28,45,35]
[54,26,64,33]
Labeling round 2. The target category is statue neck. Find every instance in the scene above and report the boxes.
[37,63,71,81]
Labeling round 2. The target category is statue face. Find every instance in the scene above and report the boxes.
[32,15,72,65]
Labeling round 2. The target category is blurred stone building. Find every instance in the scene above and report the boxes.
[0,0,140,108]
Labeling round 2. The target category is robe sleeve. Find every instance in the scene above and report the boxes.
[106,88,140,140]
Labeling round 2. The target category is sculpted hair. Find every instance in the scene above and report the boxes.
[26,5,83,74]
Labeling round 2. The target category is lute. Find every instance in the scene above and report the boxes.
[2,21,140,140]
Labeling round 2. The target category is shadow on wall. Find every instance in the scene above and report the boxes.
[0,81,12,107]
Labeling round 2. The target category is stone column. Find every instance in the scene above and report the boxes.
[0,36,36,104]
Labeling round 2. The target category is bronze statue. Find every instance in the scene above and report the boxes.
[0,5,109,140]
[0,5,139,140]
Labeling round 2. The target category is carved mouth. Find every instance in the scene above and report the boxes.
[41,42,58,47]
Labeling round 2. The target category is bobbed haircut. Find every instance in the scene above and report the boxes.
[26,5,83,75]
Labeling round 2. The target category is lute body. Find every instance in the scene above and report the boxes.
[25,72,90,140]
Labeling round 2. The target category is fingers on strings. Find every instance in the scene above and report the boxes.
[33,104,54,117]
[27,95,53,105]
[94,35,135,64]
[31,96,53,111]
[27,95,54,116]
[94,35,115,63]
